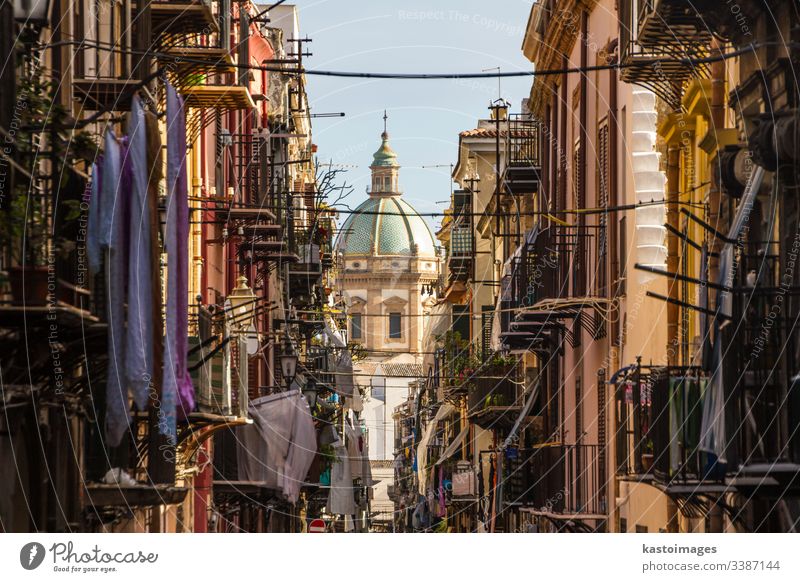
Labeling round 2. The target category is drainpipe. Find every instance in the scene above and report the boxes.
[666,144,680,366]
[607,37,621,533]
[708,40,726,288]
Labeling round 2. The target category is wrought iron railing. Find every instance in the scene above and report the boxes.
[501,444,605,517]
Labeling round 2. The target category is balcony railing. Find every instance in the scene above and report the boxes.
[619,0,710,109]
[728,251,800,470]
[501,444,605,518]
[615,364,654,477]
[71,0,138,110]
[503,114,541,195]
[634,0,712,49]
[498,224,573,350]
[148,0,218,36]
[616,366,722,485]
[447,189,474,284]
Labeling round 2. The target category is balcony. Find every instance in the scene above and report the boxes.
[71,0,138,111]
[148,0,219,37]
[467,367,524,429]
[448,229,473,283]
[502,115,541,196]
[288,243,322,296]
[498,225,573,351]
[502,444,606,526]
[305,346,336,392]
[616,366,727,496]
[619,0,711,109]
[724,254,800,496]
[615,364,655,479]
[156,1,235,89]
[634,0,712,49]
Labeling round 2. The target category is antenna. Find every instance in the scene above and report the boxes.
[383,110,388,136]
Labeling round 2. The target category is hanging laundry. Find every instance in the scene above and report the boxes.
[163,82,195,438]
[102,129,131,447]
[236,421,271,483]
[281,395,317,503]
[345,415,364,481]
[239,393,295,489]
[125,95,154,411]
[237,392,318,503]
[86,160,103,273]
[327,429,356,515]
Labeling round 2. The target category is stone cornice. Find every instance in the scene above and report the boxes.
[527,0,599,117]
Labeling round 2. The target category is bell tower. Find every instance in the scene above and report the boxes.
[370,111,400,196]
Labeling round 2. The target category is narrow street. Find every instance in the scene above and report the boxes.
[1,0,799,548]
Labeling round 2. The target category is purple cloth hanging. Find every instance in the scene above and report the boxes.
[86,159,103,273]
[103,129,131,447]
[163,82,195,439]
[125,95,154,411]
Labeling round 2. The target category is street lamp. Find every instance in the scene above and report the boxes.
[280,351,298,390]
[303,377,319,411]
[228,275,257,331]
[227,275,258,416]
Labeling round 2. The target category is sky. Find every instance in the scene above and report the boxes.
[290,0,535,234]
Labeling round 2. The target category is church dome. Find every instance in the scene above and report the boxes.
[336,124,437,258]
[336,196,437,257]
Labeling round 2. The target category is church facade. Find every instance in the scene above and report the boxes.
[334,124,441,528]
[335,127,441,356]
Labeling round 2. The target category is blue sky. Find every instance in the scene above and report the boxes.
[294,0,534,233]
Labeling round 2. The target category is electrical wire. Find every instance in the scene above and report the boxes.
[195,198,703,220]
[40,39,798,81]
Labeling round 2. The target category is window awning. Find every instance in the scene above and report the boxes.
[435,426,470,466]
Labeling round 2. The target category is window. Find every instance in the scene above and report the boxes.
[453,304,470,344]
[351,313,363,340]
[388,312,402,339]
[481,305,494,360]
[573,137,586,298]
[597,120,609,298]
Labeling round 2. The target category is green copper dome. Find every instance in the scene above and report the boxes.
[336,125,436,258]
[371,131,399,167]
[336,196,437,257]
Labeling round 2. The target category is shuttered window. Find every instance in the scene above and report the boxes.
[597,121,610,299]
[482,305,494,359]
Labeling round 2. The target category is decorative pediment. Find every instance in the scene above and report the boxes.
[383,295,408,308]
[349,296,367,308]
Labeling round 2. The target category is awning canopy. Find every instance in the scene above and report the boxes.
[416,403,455,494]
[435,426,470,466]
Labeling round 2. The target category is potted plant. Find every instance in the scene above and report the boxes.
[472,353,517,410]
[1,66,89,304]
